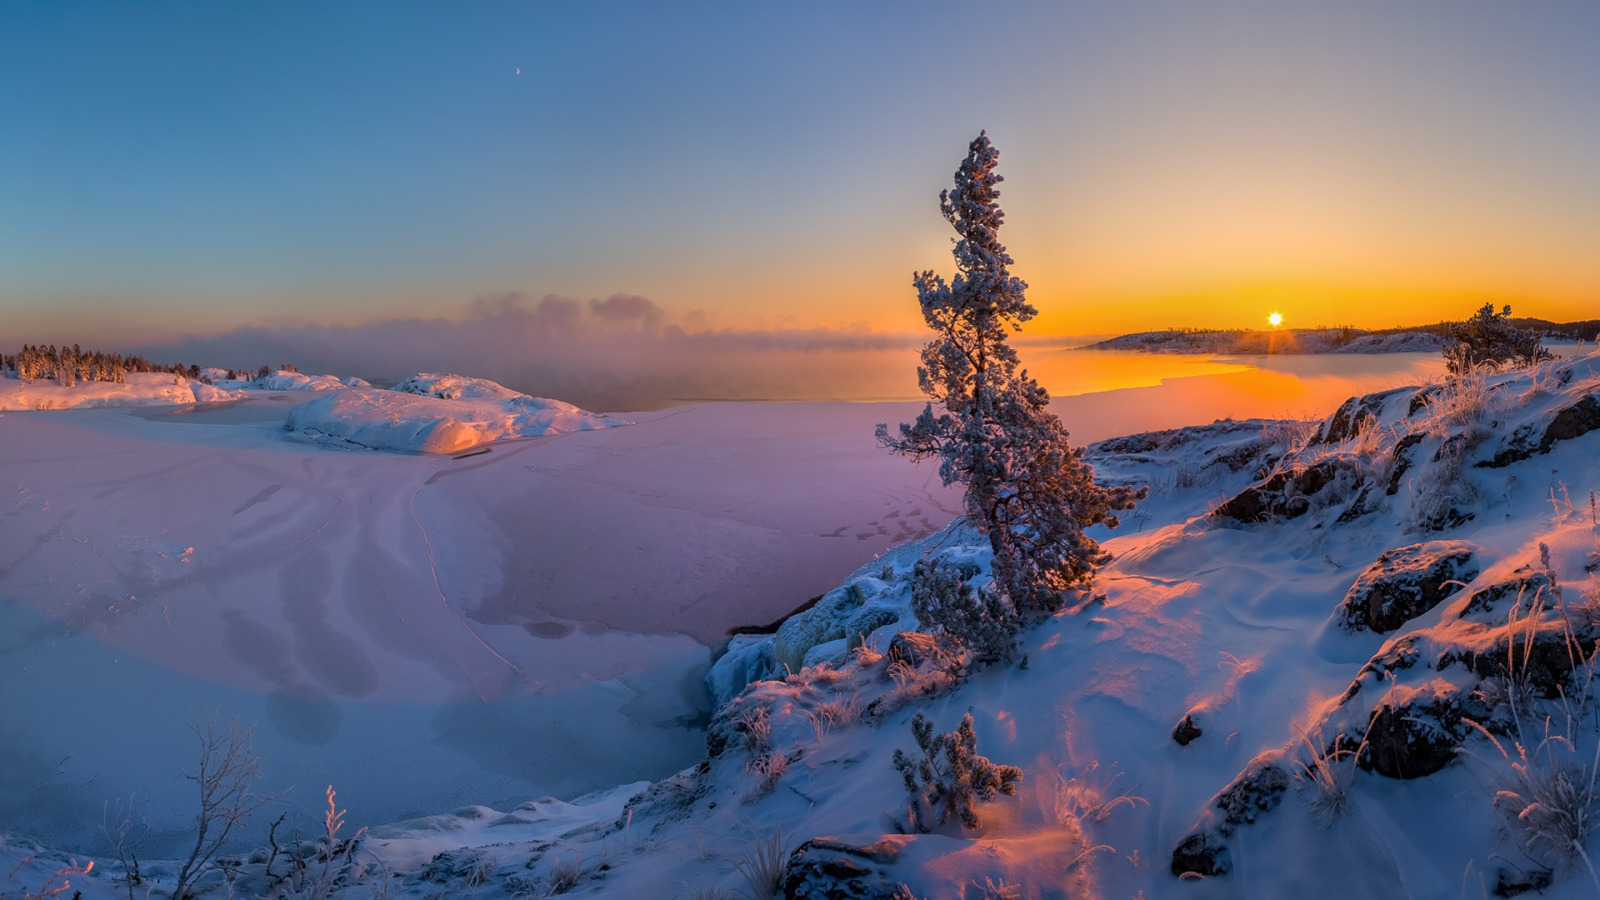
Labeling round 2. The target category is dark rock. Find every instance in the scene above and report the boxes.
[1171,833,1231,878]
[781,837,904,900]
[1211,460,1341,523]
[1439,623,1584,701]
[1214,762,1289,827]
[1458,569,1552,618]
[1479,394,1600,469]
[1386,433,1425,495]
[1335,543,1477,634]
[1493,867,1553,897]
[1358,697,1461,779]
[418,851,483,883]
[1172,713,1203,747]
[1408,386,1441,417]
[1540,394,1600,450]
[1312,387,1416,446]
[1338,634,1424,704]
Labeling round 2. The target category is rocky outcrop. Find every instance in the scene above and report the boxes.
[1480,394,1600,468]
[1210,460,1342,523]
[1311,387,1419,446]
[781,837,905,900]
[1334,542,1477,634]
[1169,753,1290,878]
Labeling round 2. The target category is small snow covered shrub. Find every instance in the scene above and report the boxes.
[744,749,790,800]
[910,558,1018,666]
[807,694,862,742]
[735,705,773,757]
[893,712,1022,832]
[1443,302,1552,377]
[1293,728,1359,827]
[545,851,585,895]
[1468,718,1600,885]
[1052,760,1146,827]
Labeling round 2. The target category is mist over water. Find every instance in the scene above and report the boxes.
[137,294,1458,416]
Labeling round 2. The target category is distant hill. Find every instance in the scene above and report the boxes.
[1083,319,1600,354]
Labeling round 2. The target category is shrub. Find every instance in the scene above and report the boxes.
[910,558,1018,666]
[1443,302,1552,377]
[893,712,1021,832]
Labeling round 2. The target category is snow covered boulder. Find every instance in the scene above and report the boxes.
[1333,541,1477,634]
[772,578,893,674]
[781,837,906,900]
[706,635,776,707]
[392,372,525,402]
[1209,459,1344,523]
[249,369,351,391]
[1309,386,1421,446]
[284,380,621,454]
[1170,751,1291,878]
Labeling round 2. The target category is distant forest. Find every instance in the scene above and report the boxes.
[2,344,291,387]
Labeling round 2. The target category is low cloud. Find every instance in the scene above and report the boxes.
[138,293,926,411]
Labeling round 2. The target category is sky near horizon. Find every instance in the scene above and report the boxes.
[4,2,1600,353]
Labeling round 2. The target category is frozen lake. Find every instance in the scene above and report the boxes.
[0,348,1463,854]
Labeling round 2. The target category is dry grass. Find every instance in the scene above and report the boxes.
[732,828,792,900]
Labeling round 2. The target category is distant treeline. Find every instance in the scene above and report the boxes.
[3,344,299,387]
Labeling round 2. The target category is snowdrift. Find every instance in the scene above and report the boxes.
[284,373,624,453]
[0,371,243,410]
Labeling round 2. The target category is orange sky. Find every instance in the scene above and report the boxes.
[4,4,1598,348]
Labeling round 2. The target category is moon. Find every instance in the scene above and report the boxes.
[515,67,520,75]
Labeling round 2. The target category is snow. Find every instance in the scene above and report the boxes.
[9,347,1600,898]
[283,384,622,454]
[0,371,244,410]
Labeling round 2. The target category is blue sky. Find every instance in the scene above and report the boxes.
[4,2,1599,350]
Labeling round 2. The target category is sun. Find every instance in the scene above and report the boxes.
[1268,312,1283,328]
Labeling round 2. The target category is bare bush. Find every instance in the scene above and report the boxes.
[172,714,266,900]
[733,828,793,900]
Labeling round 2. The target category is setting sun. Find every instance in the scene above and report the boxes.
[1268,312,1284,327]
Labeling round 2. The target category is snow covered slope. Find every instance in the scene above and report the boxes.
[11,349,1600,899]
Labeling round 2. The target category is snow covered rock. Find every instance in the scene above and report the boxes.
[392,372,525,402]
[1333,541,1477,633]
[706,635,776,707]
[284,378,621,454]
[1171,713,1203,746]
[1209,459,1345,523]
[1308,386,1422,446]
[1170,751,1291,877]
[249,369,351,391]
[781,837,907,900]
[772,577,894,674]
[0,371,244,410]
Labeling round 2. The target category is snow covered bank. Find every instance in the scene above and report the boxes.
[284,374,623,454]
[0,371,242,410]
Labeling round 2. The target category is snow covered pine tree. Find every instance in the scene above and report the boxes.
[878,132,1145,620]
